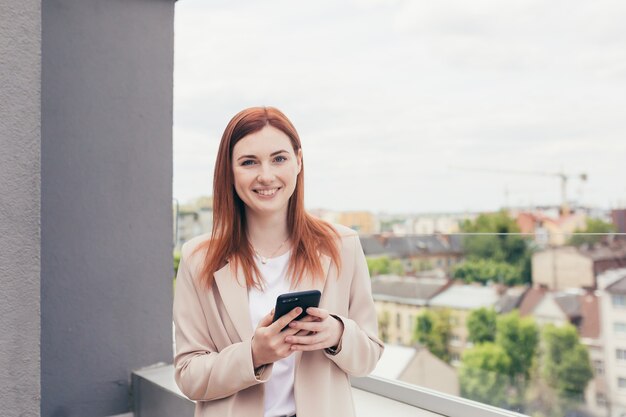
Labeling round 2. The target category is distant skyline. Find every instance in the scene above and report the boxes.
[174,0,626,213]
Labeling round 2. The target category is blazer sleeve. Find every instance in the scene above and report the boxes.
[323,235,384,376]
[173,246,273,401]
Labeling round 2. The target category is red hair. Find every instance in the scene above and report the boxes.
[195,106,341,290]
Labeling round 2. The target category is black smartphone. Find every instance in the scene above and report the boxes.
[272,290,321,324]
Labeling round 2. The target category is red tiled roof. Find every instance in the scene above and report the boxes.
[578,292,600,339]
[518,286,599,339]
[518,286,548,316]
[515,211,565,234]
[516,213,537,234]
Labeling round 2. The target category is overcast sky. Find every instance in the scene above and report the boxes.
[173,0,626,214]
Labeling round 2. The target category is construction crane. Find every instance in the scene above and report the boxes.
[452,166,588,215]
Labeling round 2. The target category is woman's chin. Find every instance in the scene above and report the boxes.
[246,200,289,217]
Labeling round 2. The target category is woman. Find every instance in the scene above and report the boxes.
[173,107,383,417]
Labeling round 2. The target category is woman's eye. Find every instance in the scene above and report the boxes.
[274,155,287,163]
[241,160,256,166]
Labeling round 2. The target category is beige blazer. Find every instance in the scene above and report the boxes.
[173,224,384,417]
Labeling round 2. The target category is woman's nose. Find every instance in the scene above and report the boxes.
[256,164,275,183]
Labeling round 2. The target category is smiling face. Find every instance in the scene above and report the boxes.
[232,125,302,219]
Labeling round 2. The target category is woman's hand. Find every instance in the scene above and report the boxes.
[251,307,310,368]
[285,307,344,352]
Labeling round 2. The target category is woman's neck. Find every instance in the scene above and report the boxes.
[245,209,290,253]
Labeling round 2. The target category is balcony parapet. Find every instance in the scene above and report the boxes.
[132,363,528,417]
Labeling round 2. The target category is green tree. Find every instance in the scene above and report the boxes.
[467,308,497,344]
[411,258,433,272]
[389,258,405,275]
[460,211,528,263]
[414,309,452,362]
[378,311,390,343]
[366,256,405,276]
[458,211,533,284]
[568,218,616,247]
[453,258,525,285]
[173,251,181,277]
[542,324,593,400]
[496,311,539,380]
[460,343,511,408]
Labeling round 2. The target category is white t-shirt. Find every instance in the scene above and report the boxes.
[248,251,296,417]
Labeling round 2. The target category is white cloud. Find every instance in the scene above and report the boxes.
[173,0,626,212]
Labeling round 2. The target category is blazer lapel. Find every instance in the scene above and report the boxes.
[214,262,254,342]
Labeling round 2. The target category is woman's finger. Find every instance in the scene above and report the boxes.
[291,342,327,351]
[281,314,317,337]
[269,307,302,333]
[305,307,329,319]
[298,314,317,322]
[285,333,322,345]
[288,320,322,333]
[257,308,275,328]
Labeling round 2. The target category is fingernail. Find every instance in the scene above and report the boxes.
[296,307,302,314]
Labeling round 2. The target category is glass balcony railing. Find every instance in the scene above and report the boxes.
[361,227,625,417]
[171,211,625,417]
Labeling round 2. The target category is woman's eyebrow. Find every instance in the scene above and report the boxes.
[236,154,258,161]
[236,149,288,161]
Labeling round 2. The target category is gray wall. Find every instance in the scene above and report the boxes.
[0,2,42,417]
[41,0,174,416]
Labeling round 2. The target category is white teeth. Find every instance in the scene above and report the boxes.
[256,188,278,196]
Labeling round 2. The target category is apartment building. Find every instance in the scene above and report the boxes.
[429,284,502,365]
[532,242,626,290]
[516,211,587,247]
[598,269,626,416]
[371,275,450,345]
[336,211,381,234]
[361,234,465,274]
[175,208,212,250]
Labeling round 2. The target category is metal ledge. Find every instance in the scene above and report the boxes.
[351,375,528,417]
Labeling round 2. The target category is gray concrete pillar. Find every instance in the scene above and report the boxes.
[1,1,175,416]
[0,2,42,416]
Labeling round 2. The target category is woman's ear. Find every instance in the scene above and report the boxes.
[297,149,303,174]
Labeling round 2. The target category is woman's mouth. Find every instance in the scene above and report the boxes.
[253,187,280,196]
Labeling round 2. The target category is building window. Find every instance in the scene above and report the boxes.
[618,377,626,389]
[613,294,626,308]
[615,322,626,334]
[616,349,626,361]
[593,359,604,375]
[396,313,402,330]
[596,392,607,407]
[451,352,461,364]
